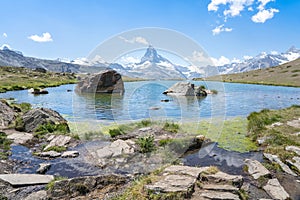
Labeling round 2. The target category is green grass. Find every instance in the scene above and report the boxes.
[0,132,12,159]
[181,118,257,153]
[0,66,77,93]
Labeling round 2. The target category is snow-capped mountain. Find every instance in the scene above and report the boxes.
[109,46,205,79]
[217,46,300,74]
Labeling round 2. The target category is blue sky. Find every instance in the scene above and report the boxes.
[0,0,299,65]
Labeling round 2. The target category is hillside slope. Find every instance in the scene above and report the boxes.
[196,58,300,87]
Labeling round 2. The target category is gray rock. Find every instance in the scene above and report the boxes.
[244,159,270,179]
[7,132,33,144]
[263,178,290,200]
[201,171,243,188]
[39,151,61,158]
[0,174,54,186]
[96,139,135,159]
[0,101,16,129]
[163,165,209,178]
[24,190,47,200]
[264,153,297,176]
[285,145,300,156]
[287,119,300,128]
[48,174,126,199]
[36,163,51,174]
[61,150,79,158]
[269,122,283,127]
[21,108,69,133]
[75,70,125,94]
[44,135,72,151]
[287,156,300,172]
[198,190,240,200]
[145,174,196,193]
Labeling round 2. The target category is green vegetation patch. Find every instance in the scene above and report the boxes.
[0,66,77,93]
[34,122,70,137]
[247,105,300,160]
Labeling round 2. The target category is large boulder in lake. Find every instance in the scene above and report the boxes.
[20,108,69,133]
[0,101,16,129]
[75,70,125,94]
[163,82,207,96]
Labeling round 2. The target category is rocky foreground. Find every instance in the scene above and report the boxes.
[0,99,300,199]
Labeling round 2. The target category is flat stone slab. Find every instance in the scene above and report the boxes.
[0,174,54,186]
[263,178,290,200]
[164,165,209,178]
[199,190,240,200]
[264,153,297,176]
[244,159,270,179]
[202,171,243,188]
[285,146,300,156]
[145,174,196,193]
[201,184,239,193]
[7,132,33,144]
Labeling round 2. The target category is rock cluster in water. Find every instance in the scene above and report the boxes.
[163,82,207,96]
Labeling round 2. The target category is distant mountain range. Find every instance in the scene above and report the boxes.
[1,44,299,80]
[217,46,300,74]
[0,45,107,73]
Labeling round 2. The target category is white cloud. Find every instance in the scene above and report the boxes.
[257,0,274,10]
[208,0,254,17]
[119,56,140,65]
[212,24,233,35]
[270,50,279,55]
[2,33,7,38]
[211,56,231,66]
[251,8,279,23]
[185,51,212,65]
[28,32,53,42]
[119,36,149,45]
[243,55,253,59]
[208,0,279,26]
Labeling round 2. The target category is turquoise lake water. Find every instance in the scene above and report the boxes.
[0,81,299,122]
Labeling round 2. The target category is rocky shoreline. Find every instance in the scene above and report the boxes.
[1,99,300,199]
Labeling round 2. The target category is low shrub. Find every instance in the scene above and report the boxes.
[109,128,124,138]
[136,135,155,153]
[163,121,180,133]
[44,146,67,152]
